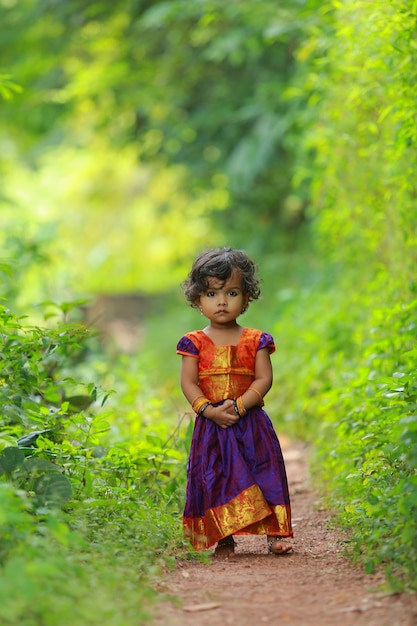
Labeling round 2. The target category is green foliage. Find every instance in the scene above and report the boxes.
[0,446,72,509]
[0,485,156,626]
[294,0,417,278]
[307,291,417,586]
[275,0,417,589]
[0,74,22,100]
[0,0,308,302]
[0,298,192,625]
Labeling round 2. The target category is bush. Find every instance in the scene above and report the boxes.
[0,299,190,624]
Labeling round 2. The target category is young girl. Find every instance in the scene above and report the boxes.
[176,247,293,558]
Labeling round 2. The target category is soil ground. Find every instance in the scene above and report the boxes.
[151,441,417,626]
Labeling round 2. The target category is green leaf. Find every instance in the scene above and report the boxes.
[66,395,94,411]
[17,429,53,448]
[34,473,73,508]
[0,446,25,474]
[23,458,61,474]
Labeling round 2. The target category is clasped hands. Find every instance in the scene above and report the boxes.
[209,399,240,429]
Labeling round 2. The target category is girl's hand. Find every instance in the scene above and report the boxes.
[206,399,239,429]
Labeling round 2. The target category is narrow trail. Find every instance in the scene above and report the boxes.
[151,441,417,626]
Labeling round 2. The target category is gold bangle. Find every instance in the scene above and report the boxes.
[191,394,205,406]
[191,395,206,411]
[192,397,210,414]
[236,396,247,417]
[193,398,208,412]
[248,387,264,406]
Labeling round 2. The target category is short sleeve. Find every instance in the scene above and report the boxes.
[176,335,199,358]
[258,332,275,354]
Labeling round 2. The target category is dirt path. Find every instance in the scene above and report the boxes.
[151,442,417,626]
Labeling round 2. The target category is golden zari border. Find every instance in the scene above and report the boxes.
[236,504,292,537]
[184,484,292,550]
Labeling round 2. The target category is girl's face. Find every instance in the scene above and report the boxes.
[196,269,249,327]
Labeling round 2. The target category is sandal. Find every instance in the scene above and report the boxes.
[213,536,236,559]
[267,537,293,555]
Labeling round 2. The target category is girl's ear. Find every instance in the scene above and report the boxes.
[241,294,250,314]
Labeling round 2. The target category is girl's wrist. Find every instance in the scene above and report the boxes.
[192,396,210,414]
[233,396,247,417]
[199,401,211,416]
[248,387,264,407]
[201,404,214,420]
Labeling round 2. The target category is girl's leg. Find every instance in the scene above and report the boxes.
[267,535,293,555]
[213,535,236,558]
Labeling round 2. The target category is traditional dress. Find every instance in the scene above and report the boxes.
[176,327,293,551]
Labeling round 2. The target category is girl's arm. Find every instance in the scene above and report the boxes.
[239,347,273,412]
[180,356,239,429]
[180,355,204,406]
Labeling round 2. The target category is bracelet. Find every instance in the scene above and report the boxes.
[236,396,247,417]
[233,397,247,418]
[248,387,264,406]
[199,401,211,416]
[191,394,205,407]
[192,396,210,414]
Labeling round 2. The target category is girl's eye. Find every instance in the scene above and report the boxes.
[228,291,238,296]
[207,291,216,297]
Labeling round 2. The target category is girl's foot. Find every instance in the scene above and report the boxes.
[267,537,293,555]
[213,536,236,559]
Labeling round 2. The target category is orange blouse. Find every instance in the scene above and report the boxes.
[177,327,275,404]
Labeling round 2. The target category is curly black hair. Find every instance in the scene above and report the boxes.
[182,247,261,309]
